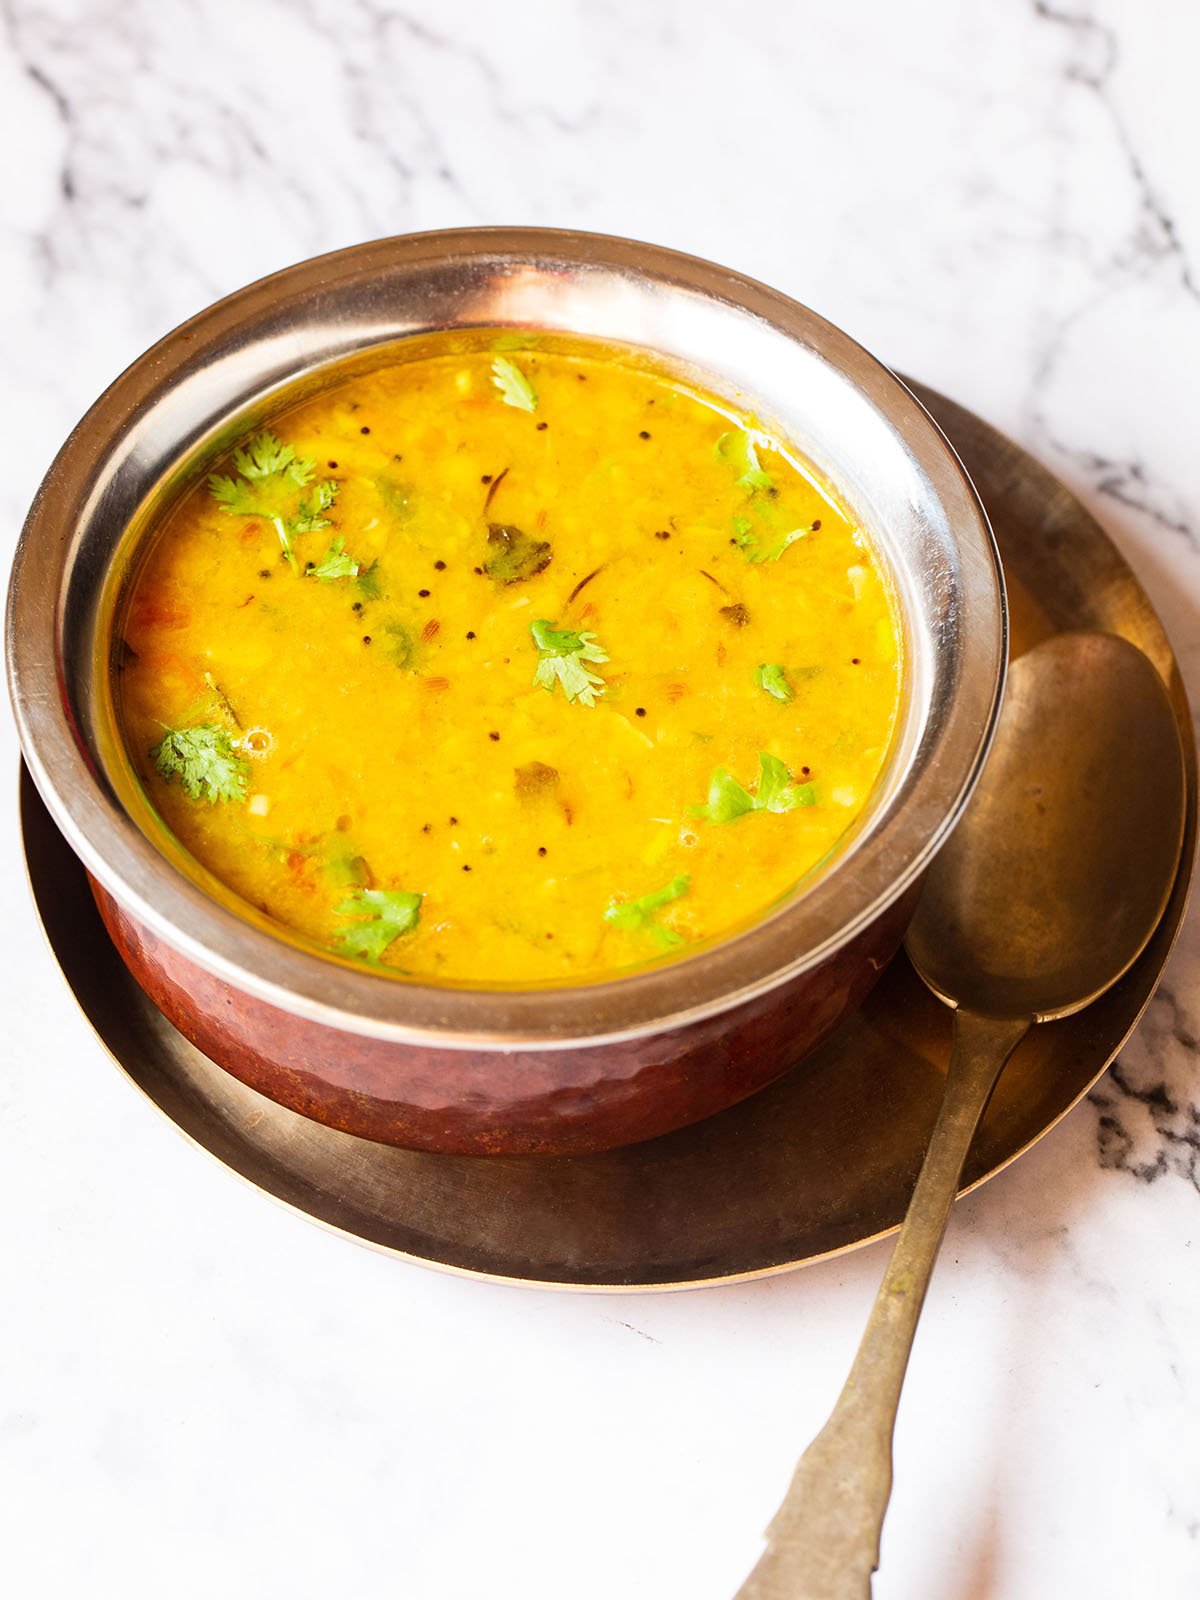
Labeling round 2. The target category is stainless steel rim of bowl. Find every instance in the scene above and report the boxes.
[5,227,1006,1048]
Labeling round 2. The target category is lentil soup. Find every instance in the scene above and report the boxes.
[116,336,902,983]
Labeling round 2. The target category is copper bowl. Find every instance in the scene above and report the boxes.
[6,229,1005,1155]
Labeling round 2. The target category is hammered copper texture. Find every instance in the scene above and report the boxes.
[89,878,915,1156]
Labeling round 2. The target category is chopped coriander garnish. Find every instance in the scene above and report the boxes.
[372,474,415,523]
[756,663,794,703]
[732,518,809,565]
[690,767,756,824]
[208,429,339,572]
[491,356,538,413]
[356,561,382,600]
[308,533,360,582]
[755,752,815,810]
[484,522,552,585]
[689,752,816,823]
[327,854,370,889]
[605,874,691,948]
[493,332,539,352]
[334,887,422,962]
[290,478,338,535]
[150,723,249,804]
[211,430,304,493]
[382,619,416,669]
[530,618,608,707]
[715,428,773,491]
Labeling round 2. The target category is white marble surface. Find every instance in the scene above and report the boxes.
[2,1,1199,1595]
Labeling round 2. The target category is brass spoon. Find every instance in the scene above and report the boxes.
[736,631,1186,1600]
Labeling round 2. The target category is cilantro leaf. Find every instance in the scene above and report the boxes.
[382,619,416,669]
[491,356,538,413]
[732,517,809,565]
[689,768,757,824]
[372,475,415,524]
[308,532,360,582]
[150,723,250,804]
[718,432,813,561]
[334,888,423,962]
[291,479,339,536]
[208,476,263,517]
[755,752,806,811]
[233,432,312,486]
[484,522,552,585]
[689,752,816,823]
[530,618,609,707]
[715,428,773,491]
[356,561,382,600]
[756,663,794,703]
[605,874,691,948]
[208,430,339,571]
[327,854,370,889]
[493,332,539,352]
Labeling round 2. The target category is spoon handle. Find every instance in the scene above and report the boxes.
[734,1008,1030,1600]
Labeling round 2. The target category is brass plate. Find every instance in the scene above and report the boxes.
[19,383,1197,1290]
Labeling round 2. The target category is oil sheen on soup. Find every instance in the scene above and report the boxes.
[117,338,902,983]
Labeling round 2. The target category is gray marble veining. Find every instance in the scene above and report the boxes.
[1,2,1197,1596]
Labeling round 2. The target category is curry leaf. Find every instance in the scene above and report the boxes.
[484,522,552,585]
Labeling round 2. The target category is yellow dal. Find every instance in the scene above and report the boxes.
[118,340,902,982]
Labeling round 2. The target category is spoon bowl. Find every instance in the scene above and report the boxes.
[907,631,1186,1022]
